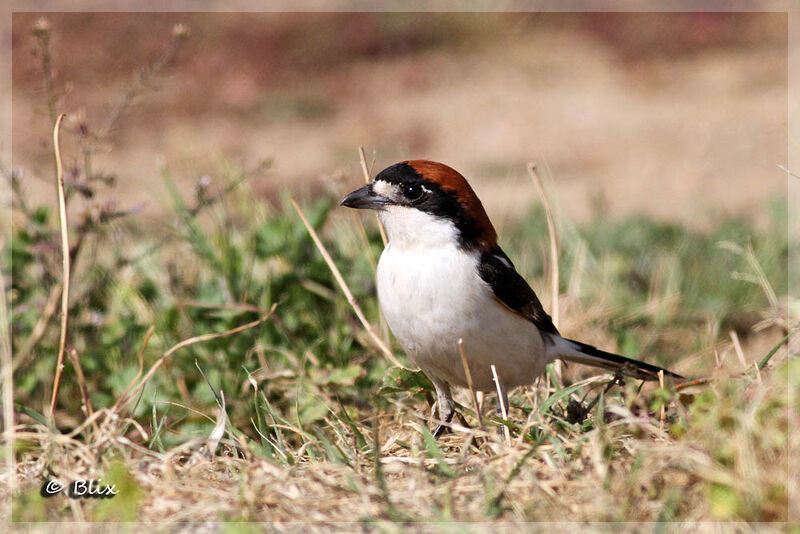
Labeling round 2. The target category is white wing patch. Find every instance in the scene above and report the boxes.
[493,253,513,269]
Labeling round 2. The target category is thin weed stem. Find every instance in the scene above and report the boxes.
[359,146,387,246]
[528,162,562,387]
[458,339,483,429]
[291,197,404,368]
[48,113,69,424]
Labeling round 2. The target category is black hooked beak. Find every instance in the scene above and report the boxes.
[340,184,391,210]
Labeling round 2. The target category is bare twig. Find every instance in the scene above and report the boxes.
[358,146,388,246]
[674,377,714,391]
[291,197,404,368]
[49,113,69,423]
[458,339,483,428]
[491,364,511,446]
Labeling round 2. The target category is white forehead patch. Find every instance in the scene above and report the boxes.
[372,180,398,198]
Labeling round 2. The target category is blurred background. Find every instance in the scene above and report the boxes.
[11,12,788,228]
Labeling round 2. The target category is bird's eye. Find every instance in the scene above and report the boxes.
[403,184,425,202]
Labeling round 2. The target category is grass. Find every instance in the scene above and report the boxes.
[5,163,792,524]
[3,18,793,527]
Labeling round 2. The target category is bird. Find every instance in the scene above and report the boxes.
[341,160,682,437]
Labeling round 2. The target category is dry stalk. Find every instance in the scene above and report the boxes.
[658,369,665,433]
[290,197,404,368]
[117,305,277,413]
[67,348,94,421]
[753,361,762,384]
[713,348,723,369]
[188,391,228,464]
[354,147,389,344]
[49,113,70,423]
[527,162,562,388]
[729,330,747,370]
[64,407,110,440]
[358,146,387,246]
[458,339,483,428]
[491,364,511,446]
[674,377,714,391]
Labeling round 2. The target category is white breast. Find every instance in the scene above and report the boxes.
[376,206,547,391]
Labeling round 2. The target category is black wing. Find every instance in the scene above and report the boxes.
[477,246,559,336]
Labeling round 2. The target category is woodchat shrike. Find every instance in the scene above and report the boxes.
[342,160,682,436]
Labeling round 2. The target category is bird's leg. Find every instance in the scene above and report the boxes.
[493,384,511,439]
[430,377,454,438]
[495,385,509,420]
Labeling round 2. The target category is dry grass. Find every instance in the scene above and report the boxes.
[5,349,792,525]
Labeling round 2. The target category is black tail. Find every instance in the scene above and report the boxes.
[560,338,683,381]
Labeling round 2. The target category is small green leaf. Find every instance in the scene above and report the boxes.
[538,382,585,416]
[420,426,456,478]
[14,403,56,431]
[378,366,433,395]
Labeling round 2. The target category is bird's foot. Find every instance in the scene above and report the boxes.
[432,408,455,439]
[432,423,451,438]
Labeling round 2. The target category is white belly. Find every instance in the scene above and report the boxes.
[376,242,547,391]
